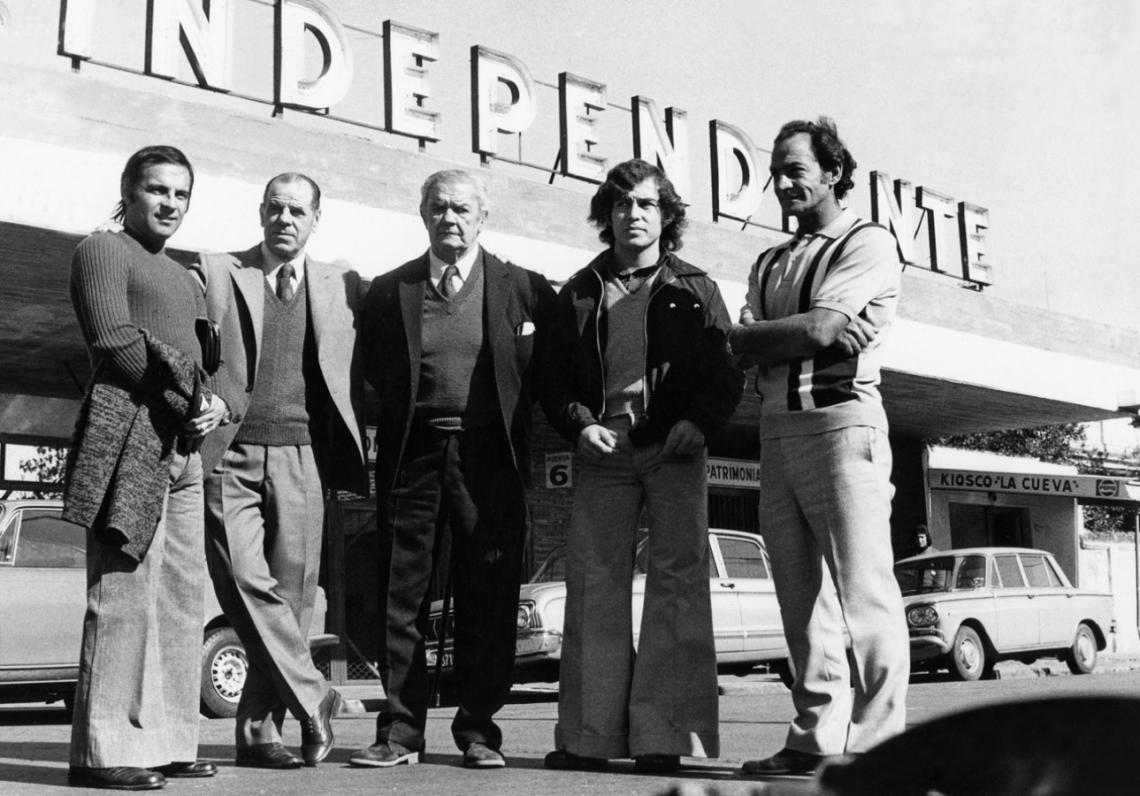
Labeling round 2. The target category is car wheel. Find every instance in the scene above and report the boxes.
[201,627,247,719]
[949,626,989,681]
[1064,623,1097,675]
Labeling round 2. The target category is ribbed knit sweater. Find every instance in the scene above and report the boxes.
[70,230,205,385]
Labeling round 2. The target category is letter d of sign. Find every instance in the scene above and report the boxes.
[471,45,537,158]
[709,119,764,223]
[276,0,353,111]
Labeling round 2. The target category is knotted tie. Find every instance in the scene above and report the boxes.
[438,264,460,298]
[277,263,295,302]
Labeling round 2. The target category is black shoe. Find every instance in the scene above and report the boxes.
[151,761,216,778]
[235,743,304,770]
[634,754,681,773]
[348,740,423,768]
[67,767,165,790]
[741,747,824,776]
[300,689,339,766]
[463,742,506,769]
[543,749,609,771]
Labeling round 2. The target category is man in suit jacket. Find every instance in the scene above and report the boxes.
[198,173,367,769]
[351,169,555,771]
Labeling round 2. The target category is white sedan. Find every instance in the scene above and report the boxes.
[428,528,792,683]
[895,547,1115,681]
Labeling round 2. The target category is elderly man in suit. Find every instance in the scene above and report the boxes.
[197,173,367,769]
[350,169,555,770]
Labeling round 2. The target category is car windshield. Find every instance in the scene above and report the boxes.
[894,556,959,595]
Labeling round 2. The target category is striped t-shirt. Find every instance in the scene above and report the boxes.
[743,210,901,439]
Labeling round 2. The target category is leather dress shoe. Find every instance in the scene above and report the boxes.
[634,753,681,773]
[67,766,165,790]
[235,743,303,769]
[300,689,339,766]
[152,761,216,778]
[348,740,423,768]
[543,749,609,771]
[741,747,825,776]
[463,742,506,769]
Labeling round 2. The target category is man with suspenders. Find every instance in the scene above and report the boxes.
[730,118,909,776]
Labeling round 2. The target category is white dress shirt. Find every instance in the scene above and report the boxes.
[428,244,480,295]
[260,243,306,295]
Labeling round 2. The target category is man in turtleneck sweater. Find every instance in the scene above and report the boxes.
[197,173,367,770]
[353,170,555,771]
[65,145,226,791]
[541,158,742,774]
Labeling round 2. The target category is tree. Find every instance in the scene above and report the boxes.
[15,445,67,498]
[934,424,1085,465]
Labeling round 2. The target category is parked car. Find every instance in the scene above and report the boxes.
[426,528,792,683]
[0,499,335,717]
[894,547,1115,681]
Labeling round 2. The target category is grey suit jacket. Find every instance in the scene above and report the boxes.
[197,245,368,496]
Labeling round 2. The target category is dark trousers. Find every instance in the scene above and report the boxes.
[375,425,527,752]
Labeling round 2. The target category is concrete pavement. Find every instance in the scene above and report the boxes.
[4,660,1140,795]
[0,672,803,796]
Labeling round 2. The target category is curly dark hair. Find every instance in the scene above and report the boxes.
[588,159,688,252]
[773,117,857,200]
[113,145,195,223]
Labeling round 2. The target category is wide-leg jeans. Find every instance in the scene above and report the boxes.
[555,425,719,760]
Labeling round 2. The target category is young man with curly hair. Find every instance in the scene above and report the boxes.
[542,158,742,774]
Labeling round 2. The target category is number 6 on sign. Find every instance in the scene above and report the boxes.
[545,452,573,488]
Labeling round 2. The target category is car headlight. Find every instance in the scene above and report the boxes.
[906,604,939,627]
[517,601,538,630]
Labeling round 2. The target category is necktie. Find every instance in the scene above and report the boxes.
[439,264,459,298]
[277,263,295,302]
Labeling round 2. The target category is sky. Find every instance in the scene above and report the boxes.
[315,0,1140,331]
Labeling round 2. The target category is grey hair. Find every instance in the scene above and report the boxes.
[419,169,490,214]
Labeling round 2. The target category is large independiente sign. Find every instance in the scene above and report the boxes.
[58,0,991,287]
[929,468,1140,503]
